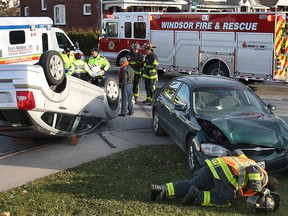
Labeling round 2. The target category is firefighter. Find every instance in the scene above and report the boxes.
[118,57,134,116]
[67,53,93,82]
[142,43,158,105]
[61,46,76,73]
[151,150,280,213]
[88,47,110,73]
[127,42,144,103]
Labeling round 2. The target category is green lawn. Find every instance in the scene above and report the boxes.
[0,145,286,215]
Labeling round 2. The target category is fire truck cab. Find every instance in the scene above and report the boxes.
[100,12,288,82]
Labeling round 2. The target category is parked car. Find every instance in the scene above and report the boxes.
[0,51,119,138]
[152,75,288,174]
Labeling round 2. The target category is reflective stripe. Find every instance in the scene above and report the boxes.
[166,182,175,198]
[134,70,141,75]
[145,65,154,69]
[203,191,232,207]
[239,154,247,159]
[205,159,220,180]
[229,157,253,188]
[248,173,261,181]
[203,191,210,206]
[230,157,246,187]
[142,74,158,79]
[216,158,239,190]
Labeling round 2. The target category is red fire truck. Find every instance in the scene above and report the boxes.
[99,12,288,82]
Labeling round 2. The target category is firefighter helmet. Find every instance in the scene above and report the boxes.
[142,43,156,51]
[254,192,280,213]
[131,42,141,50]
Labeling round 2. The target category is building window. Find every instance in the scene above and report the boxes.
[41,0,47,11]
[24,6,29,16]
[83,3,91,15]
[54,4,66,25]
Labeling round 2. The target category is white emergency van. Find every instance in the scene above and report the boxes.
[0,16,75,66]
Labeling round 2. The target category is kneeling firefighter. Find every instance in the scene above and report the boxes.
[151,149,280,213]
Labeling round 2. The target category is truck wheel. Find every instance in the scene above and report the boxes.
[100,77,119,105]
[206,62,229,77]
[39,50,65,86]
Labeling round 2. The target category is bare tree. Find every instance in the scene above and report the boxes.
[0,0,19,16]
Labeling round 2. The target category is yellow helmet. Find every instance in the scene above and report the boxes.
[142,43,156,51]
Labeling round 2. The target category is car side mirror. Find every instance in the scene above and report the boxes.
[174,104,187,111]
[267,104,276,110]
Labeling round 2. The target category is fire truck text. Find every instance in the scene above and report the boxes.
[161,21,258,31]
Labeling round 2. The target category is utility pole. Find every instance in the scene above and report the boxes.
[100,0,103,28]
[187,0,192,12]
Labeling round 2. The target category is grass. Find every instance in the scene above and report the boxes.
[0,145,286,215]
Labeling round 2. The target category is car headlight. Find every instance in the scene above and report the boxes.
[201,143,231,156]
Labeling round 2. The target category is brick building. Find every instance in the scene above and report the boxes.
[19,0,288,31]
[20,0,101,31]
[20,0,187,31]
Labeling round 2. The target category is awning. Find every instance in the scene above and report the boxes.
[103,0,187,10]
[277,0,288,7]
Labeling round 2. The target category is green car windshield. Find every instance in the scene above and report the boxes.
[193,88,271,115]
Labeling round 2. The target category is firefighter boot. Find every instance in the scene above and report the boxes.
[151,184,168,201]
[182,185,199,206]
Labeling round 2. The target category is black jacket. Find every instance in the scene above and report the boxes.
[119,65,134,88]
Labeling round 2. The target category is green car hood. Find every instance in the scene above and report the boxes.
[202,113,288,148]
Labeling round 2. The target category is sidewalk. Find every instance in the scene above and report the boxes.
[0,96,174,192]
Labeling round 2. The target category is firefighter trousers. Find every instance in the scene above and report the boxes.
[168,165,236,206]
[133,74,142,98]
[144,78,156,101]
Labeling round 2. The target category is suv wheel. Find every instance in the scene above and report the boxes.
[39,50,65,86]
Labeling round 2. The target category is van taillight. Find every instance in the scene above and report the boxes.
[16,91,36,110]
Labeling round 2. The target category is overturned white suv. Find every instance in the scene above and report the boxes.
[0,51,119,138]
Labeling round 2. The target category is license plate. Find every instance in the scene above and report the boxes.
[257,161,265,169]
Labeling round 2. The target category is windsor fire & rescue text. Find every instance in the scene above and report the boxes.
[161,21,258,31]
